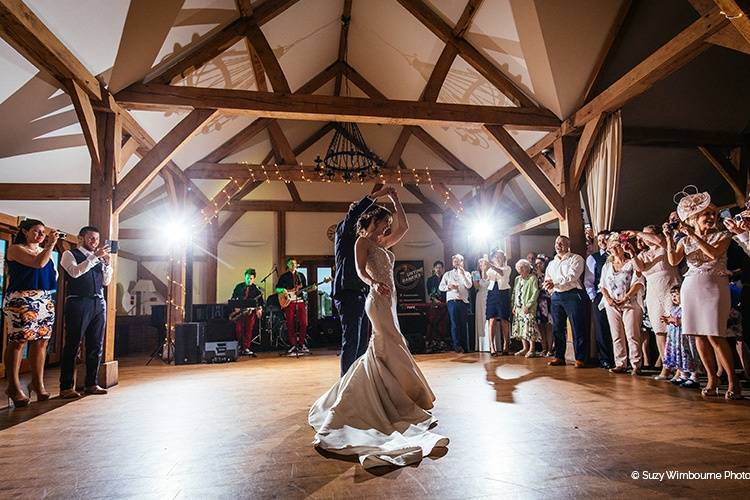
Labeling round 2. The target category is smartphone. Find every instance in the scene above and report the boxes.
[719,209,732,220]
[105,239,119,254]
[471,270,480,281]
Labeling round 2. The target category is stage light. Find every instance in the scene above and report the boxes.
[164,216,191,247]
[469,218,491,244]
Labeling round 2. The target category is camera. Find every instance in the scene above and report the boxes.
[56,231,67,239]
[667,222,680,231]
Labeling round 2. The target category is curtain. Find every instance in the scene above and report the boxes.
[585,110,622,233]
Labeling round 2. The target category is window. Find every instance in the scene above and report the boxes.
[316,266,333,319]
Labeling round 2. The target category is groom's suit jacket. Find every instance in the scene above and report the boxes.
[333,195,375,300]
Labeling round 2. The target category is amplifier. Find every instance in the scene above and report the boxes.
[204,341,238,363]
[205,318,237,342]
[174,322,205,365]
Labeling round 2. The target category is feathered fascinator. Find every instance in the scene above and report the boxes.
[674,185,711,221]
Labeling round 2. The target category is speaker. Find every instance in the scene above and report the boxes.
[174,322,205,365]
[204,341,238,363]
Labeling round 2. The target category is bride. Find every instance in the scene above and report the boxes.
[308,188,449,469]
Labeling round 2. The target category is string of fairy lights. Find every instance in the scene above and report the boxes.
[199,162,464,225]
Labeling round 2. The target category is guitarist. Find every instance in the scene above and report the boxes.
[231,268,263,356]
[276,258,314,354]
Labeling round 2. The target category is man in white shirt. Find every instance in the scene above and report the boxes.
[543,236,589,367]
[583,230,614,369]
[59,226,113,398]
[439,254,473,353]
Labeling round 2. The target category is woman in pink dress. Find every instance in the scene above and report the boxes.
[663,188,740,400]
[630,225,681,379]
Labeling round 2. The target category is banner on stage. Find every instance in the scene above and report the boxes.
[393,260,425,312]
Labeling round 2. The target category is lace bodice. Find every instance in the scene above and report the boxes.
[679,231,729,276]
[365,243,395,290]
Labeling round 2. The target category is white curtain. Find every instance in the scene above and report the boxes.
[585,110,622,233]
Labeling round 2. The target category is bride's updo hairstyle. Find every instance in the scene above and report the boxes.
[356,205,392,236]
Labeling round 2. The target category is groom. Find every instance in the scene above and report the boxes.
[334,185,394,376]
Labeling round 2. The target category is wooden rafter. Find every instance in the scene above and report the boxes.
[714,0,750,46]
[225,200,442,214]
[187,162,481,185]
[334,0,353,96]
[116,83,561,129]
[0,183,90,200]
[245,18,290,93]
[698,145,746,206]
[65,79,100,168]
[569,113,605,190]
[145,0,300,85]
[486,125,564,217]
[507,211,558,235]
[453,0,484,37]
[569,10,729,129]
[285,182,302,202]
[482,130,560,188]
[114,108,218,212]
[395,0,538,109]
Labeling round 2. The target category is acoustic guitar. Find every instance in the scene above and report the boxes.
[277,276,332,310]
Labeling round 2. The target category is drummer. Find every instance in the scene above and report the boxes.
[231,268,263,356]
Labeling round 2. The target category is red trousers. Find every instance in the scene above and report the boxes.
[285,301,307,346]
[235,314,257,349]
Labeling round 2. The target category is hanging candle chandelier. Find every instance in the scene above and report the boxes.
[313,122,384,182]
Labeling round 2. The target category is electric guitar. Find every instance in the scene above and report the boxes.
[228,307,260,321]
[277,276,332,310]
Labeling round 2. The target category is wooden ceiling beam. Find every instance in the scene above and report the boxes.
[115,83,561,129]
[698,145,746,206]
[713,0,750,45]
[245,18,290,93]
[285,182,302,202]
[395,0,538,108]
[408,126,473,173]
[452,0,484,37]
[569,113,605,190]
[186,162,481,185]
[0,0,102,100]
[486,125,564,217]
[0,183,90,200]
[114,108,218,212]
[334,0,353,96]
[482,130,560,188]
[65,79,101,169]
[569,10,729,129]
[507,211,558,235]
[216,211,245,240]
[224,200,443,214]
[146,0,300,85]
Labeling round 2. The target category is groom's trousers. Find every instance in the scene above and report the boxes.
[335,290,370,376]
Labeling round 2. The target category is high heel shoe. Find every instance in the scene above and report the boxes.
[725,387,743,400]
[701,387,719,397]
[4,388,30,408]
[27,383,51,401]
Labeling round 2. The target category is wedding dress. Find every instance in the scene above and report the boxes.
[308,242,449,468]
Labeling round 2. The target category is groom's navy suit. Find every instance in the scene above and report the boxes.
[334,195,375,376]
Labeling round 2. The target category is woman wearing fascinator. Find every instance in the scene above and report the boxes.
[662,186,741,400]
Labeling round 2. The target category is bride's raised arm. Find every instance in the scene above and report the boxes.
[380,189,409,248]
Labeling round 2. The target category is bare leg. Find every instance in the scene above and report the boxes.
[501,319,510,353]
[655,332,669,376]
[736,340,750,378]
[516,339,529,356]
[694,336,717,391]
[709,336,738,393]
[28,339,49,395]
[488,318,497,354]
[641,333,650,367]
[4,341,27,399]
[545,324,553,354]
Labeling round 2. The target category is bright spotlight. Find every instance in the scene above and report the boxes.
[469,218,492,244]
[164,216,191,247]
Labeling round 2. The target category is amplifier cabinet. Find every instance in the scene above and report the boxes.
[174,322,205,365]
[204,341,238,363]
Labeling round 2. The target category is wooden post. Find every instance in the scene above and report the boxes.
[204,221,219,303]
[90,109,121,387]
[556,137,587,256]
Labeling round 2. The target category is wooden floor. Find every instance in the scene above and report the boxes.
[1,351,750,499]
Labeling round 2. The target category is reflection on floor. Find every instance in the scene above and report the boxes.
[1,350,749,498]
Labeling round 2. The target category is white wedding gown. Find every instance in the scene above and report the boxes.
[308,243,449,468]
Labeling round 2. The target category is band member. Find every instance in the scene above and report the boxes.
[59,226,112,398]
[276,257,312,354]
[333,185,393,376]
[231,268,263,356]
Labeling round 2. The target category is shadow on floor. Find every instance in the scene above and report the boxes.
[0,395,80,431]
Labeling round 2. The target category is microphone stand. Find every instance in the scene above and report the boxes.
[259,265,277,301]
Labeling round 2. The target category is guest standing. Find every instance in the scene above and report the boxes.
[439,254,473,353]
[664,190,740,399]
[59,226,112,398]
[584,230,614,369]
[662,285,700,388]
[543,236,588,367]
[425,260,448,349]
[473,257,490,352]
[485,249,511,356]
[3,219,58,407]
[630,225,681,379]
[534,256,553,356]
[511,259,540,357]
[599,233,645,375]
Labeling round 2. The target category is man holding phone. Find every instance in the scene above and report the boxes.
[59,226,112,398]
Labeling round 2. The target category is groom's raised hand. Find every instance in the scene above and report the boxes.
[370,185,394,199]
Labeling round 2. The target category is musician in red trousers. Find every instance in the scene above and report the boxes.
[276,257,315,354]
[231,268,263,356]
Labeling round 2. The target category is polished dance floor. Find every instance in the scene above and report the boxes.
[1,351,749,499]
